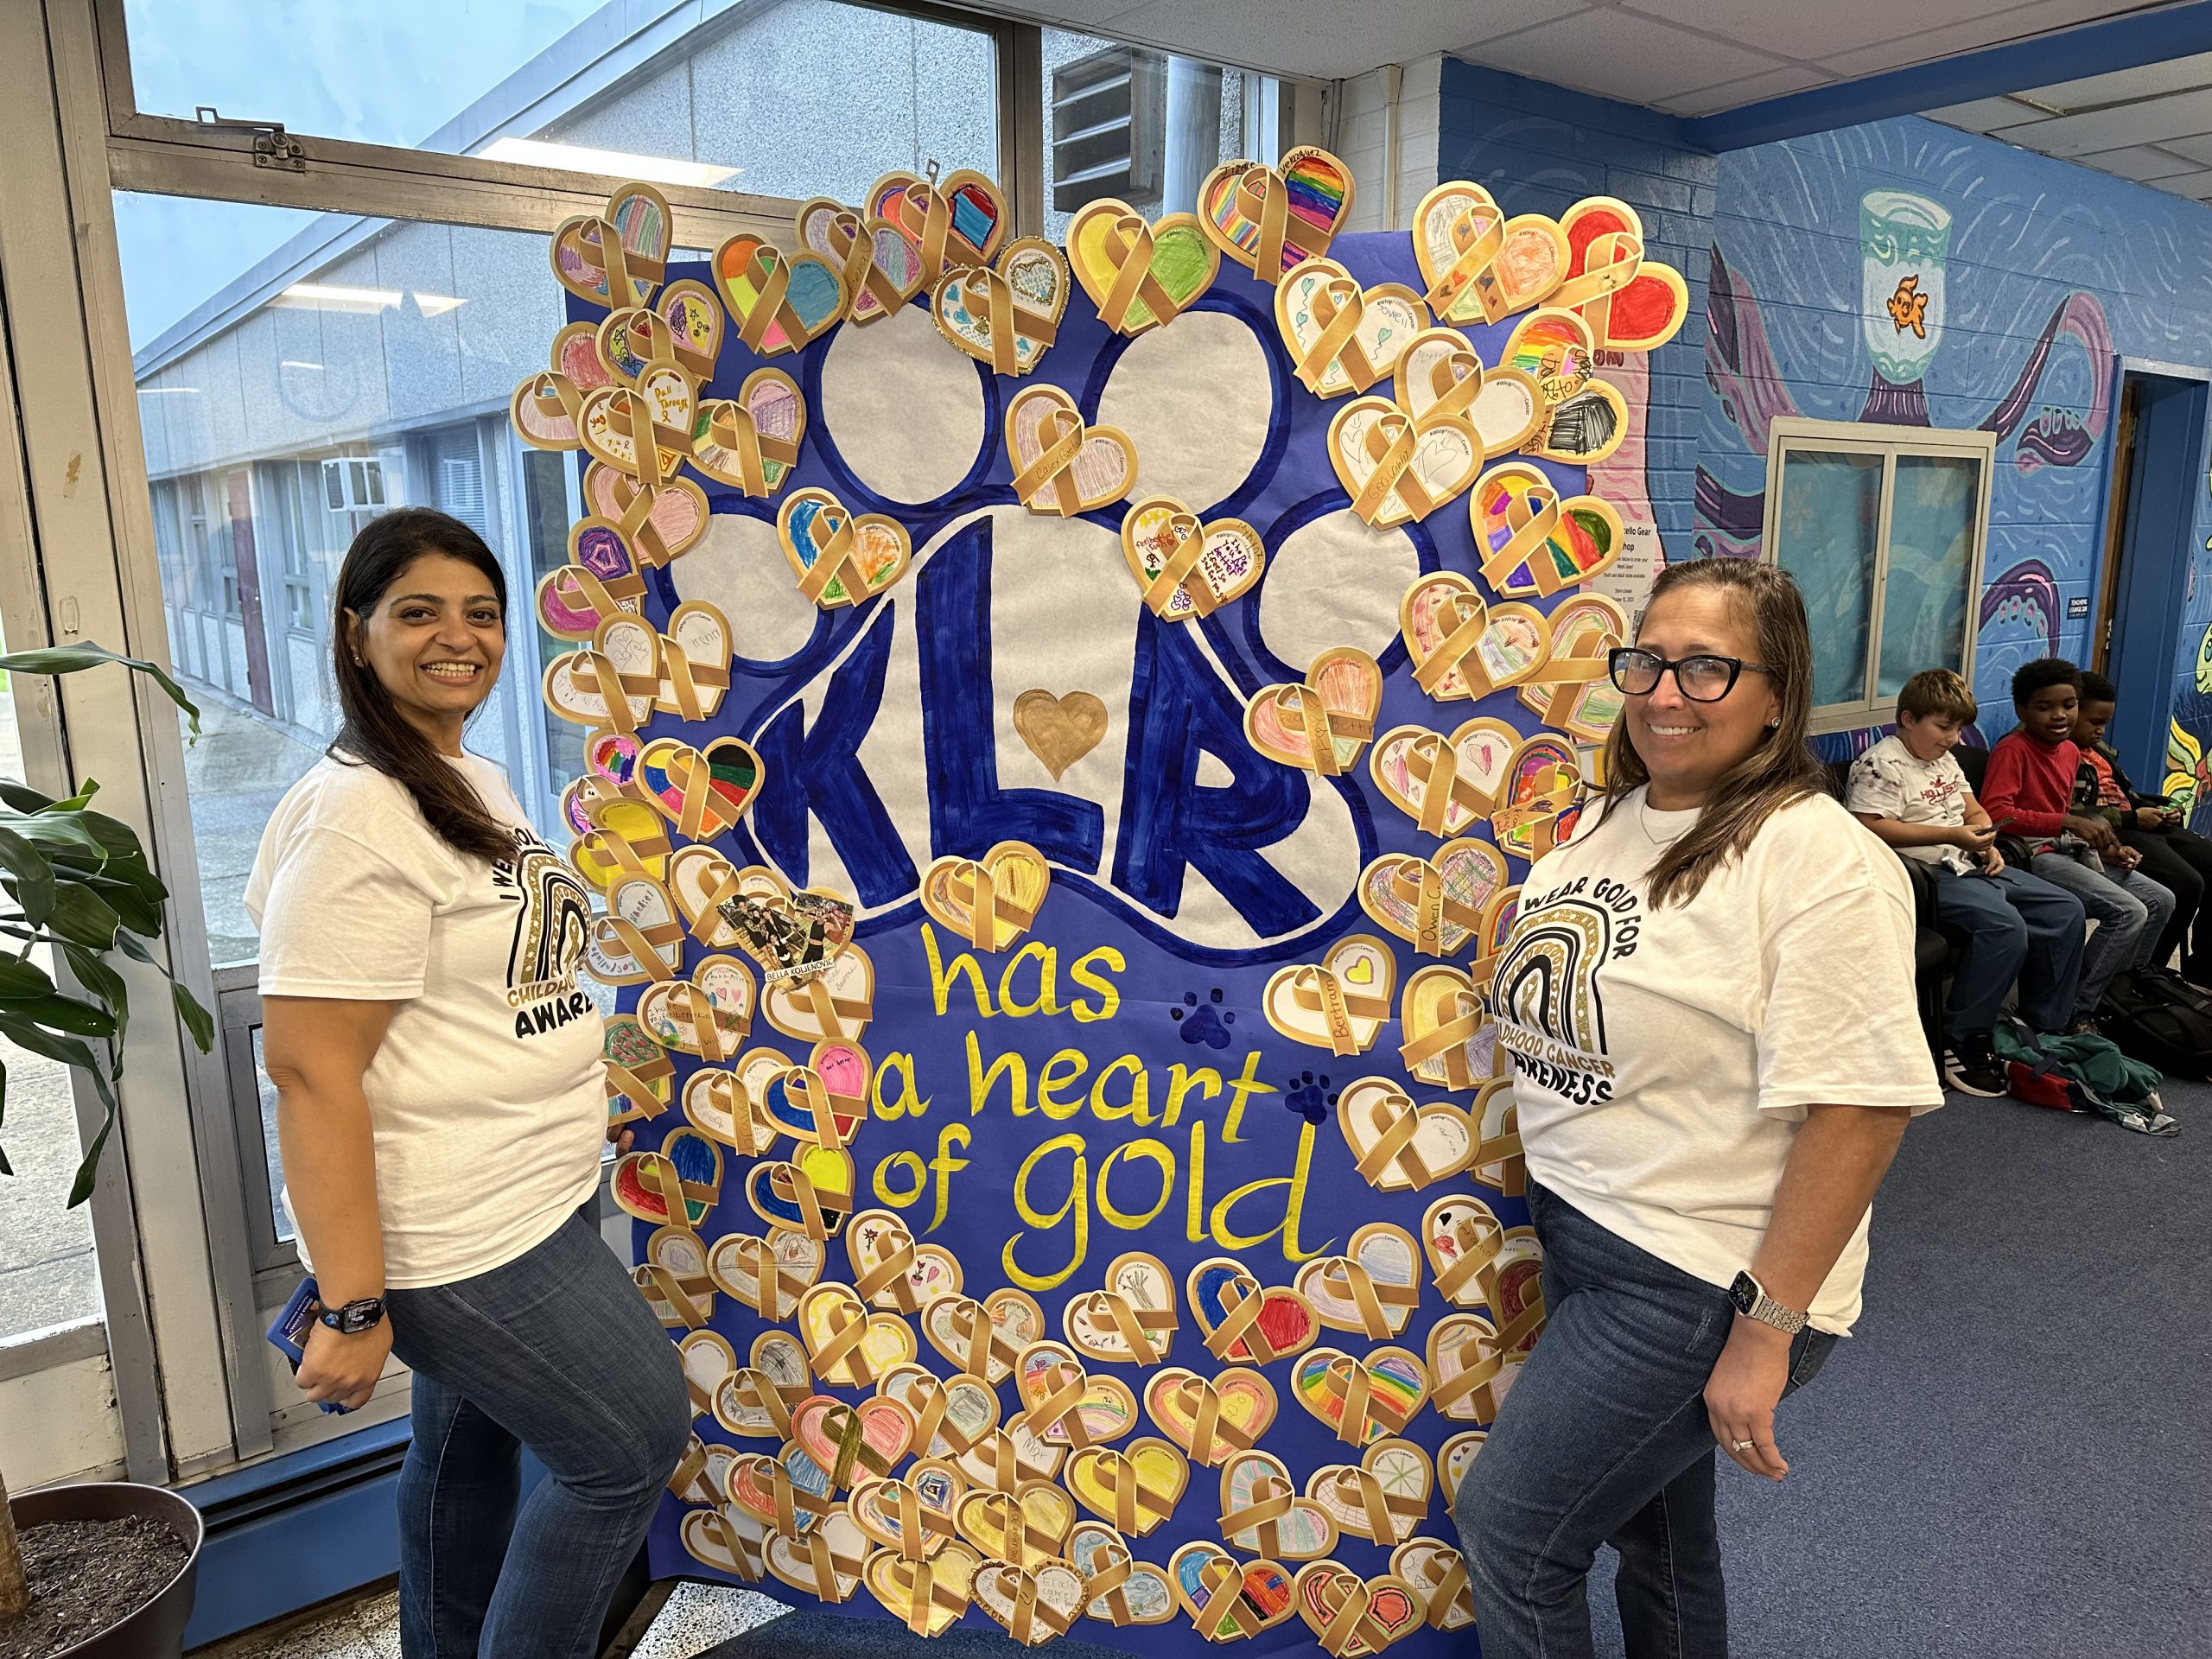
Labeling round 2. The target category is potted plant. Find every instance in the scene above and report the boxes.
[0,645,215,1659]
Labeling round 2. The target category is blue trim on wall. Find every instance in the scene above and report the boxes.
[1688,1,2212,151]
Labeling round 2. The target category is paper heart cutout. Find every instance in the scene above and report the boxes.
[1368,717,1517,841]
[1243,648,1382,776]
[1065,1439,1189,1537]
[681,1051,780,1153]
[934,238,1070,377]
[648,277,722,378]
[973,1558,1085,1644]
[1437,1429,1489,1511]
[1413,180,1569,325]
[791,1392,918,1490]
[799,1282,918,1388]
[1217,1451,1338,1560]
[1502,308,1630,467]
[765,1512,867,1602]
[510,369,588,449]
[1391,1537,1477,1630]
[1396,963,1499,1093]
[761,1049,873,1152]
[578,376,692,483]
[1062,1249,1179,1367]
[761,944,875,1044]
[955,1480,1075,1567]
[1398,572,1553,702]
[1293,1561,1424,1656]
[1143,1367,1278,1467]
[1013,689,1109,782]
[1560,195,1691,353]
[850,1460,967,1557]
[669,1434,736,1506]
[1521,592,1630,741]
[880,1363,1001,1459]
[796,196,925,322]
[550,183,670,308]
[1066,201,1219,335]
[1389,326,1548,462]
[584,464,709,563]
[1291,1347,1431,1446]
[726,1444,833,1531]
[713,234,845,357]
[1496,733,1586,863]
[1334,1077,1476,1192]
[741,1146,855,1238]
[1015,1341,1138,1446]
[864,1539,981,1637]
[1294,1222,1425,1338]
[925,1287,1046,1384]
[551,321,615,391]
[610,1128,722,1228]
[601,1010,673,1128]
[868,168,1009,282]
[1328,397,1481,529]
[584,872,684,985]
[1430,1262,1548,1425]
[844,1207,960,1313]
[1275,257,1428,397]
[1196,146,1353,280]
[1169,1542,1296,1641]
[676,1327,734,1411]
[1304,1439,1433,1545]
[1004,384,1135,516]
[636,954,755,1061]
[680,1508,764,1582]
[542,640,653,731]
[957,1421,1066,1491]
[778,486,912,609]
[657,599,732,721]
[1119,496,1266,621]
[1184,1258,1318,1366]
[571,798,671,889]
[689,367,806,499]
[1471,461,1627,599]
[561,518,649,627]
[920,840,1052,951]
[638,734,762,841]
[1068,1520,1178,1624]
[706,1229,823,1320]
[1357,838,1510,957]
[1261,933,1396,1056]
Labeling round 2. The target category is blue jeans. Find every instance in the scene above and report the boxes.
[2025,845,2176,1016]
[385,1211,690,1659]
[1930,864,2085,1036]
[1454,1185,1835,1659]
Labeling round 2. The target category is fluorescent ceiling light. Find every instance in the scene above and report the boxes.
[413,293,467,316]
[137,386,200,395]
[271,283,466,316]
[280,359,326,370]
[479,136,741,188]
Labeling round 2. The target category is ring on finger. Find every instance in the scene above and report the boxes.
[1731,1439,1754,1452]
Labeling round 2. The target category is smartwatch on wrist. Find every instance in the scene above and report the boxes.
[317,1294,387,1336]
[1728,1271,1808,1336]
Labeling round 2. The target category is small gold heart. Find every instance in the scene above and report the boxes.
[1013,690,1109,782]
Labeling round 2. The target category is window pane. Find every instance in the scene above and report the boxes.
[1772,450,1884,708]
[121,1,996,216]
[117,192,580,965]
[1879,454,1980,699]
[1041,29,1280,244]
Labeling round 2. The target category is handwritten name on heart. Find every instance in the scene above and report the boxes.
[1119,497,1266,620]
[1243,648,1382,777]
[1067,201,1219,334]
[1197,146,1354,281]
[1004,385,1135,516]
[934,238,1071,376]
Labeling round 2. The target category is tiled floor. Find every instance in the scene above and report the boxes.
[188,1582,791,1659]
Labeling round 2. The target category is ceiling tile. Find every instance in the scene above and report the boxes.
[1462,10,1794,105]
[1923,94,2055,131]
[2018,49,2212,111]
[1989,84,2212,156]
[1659,65,1834,118]
[1084,0,1576,79]
[2153,130,2212,166]
[1816,0,2139,80]
[2145,168,2212,198]
[2066,143,2208,181]
[1621,0,2025,66]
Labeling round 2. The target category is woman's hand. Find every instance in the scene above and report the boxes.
[1705,1318,1793,1481]
[607,1120,635,1154]
[296,1319,394,1412]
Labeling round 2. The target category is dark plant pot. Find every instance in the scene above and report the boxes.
[7,1484,202,1659]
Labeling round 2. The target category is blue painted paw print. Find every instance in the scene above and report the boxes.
[1171,988,1236,1050]
[1283,1071,1337,1124]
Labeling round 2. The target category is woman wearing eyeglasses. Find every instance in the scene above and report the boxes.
[1454,558,1942,1657]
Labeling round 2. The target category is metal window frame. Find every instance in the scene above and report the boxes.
[1761,416,1998,737]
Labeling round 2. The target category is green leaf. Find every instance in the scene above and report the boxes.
[0,957,56,999]
[0,1011,103,1074]
[111,930,213,1052]
[63,945,128,1055]
[79,874,160,938]
[5,992,118,1038]
[0,824,54,926]
[67,1107,111,1207]
[0,781,54,813]
[44,885,120,950]
[0,645,201,740]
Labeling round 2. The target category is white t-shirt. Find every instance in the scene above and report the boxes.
[245,753,604,1288]
[1844,734,1973,873]
[1489,788,1943,1334]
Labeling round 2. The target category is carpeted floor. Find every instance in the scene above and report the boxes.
[695,1082,2209,1658]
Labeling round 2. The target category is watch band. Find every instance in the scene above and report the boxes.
[1745,1288,1808,1335]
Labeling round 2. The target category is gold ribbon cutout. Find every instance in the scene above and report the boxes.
[868,1477,962,1562]
[775,1065,858,1154]
[1097,213,1185,331]
[1087,1449,1179,1535]
[814,1401,906,1490]
[764,1459,837,1537]
[1313,1570,1402,1657]
[1159,1375,1254,1465]
[1350,410,1442,525]
[1202,1274,1298,1365]
[1407,734,1501,840]
[1217,1473,1300,1559]
[690,1511,764,1582]
[1548,229,1643,343]
[1194,1556,1275,1642]
[518,372,588,444]
[1081,1539,1147,1624]
[1295,276,1376,393]
[1266,683,1374,778]
[545,558,639,626]
[826,208,908,321]
[761,1161,836,1244]
[721,1233,810,1319]
[890,177,976,287]
[1478,481,1564,591]
[658,632,729,725]
[638,1151,717,1229]
[594,386,682,484]
[1422,203,1510,323]
[1235,164,1332,277]
[1388,860,1488,957]
[1421,1552,1473,1629]
[1410,353,1484,430]
[997,1567,1073,1643]
[1288,964,1390,1057]
[1308,1257,1419,1342]
[899,1376,987,1457]
[887,1554,970,1637]
[701,400,801,500]
[1398,981,1486,1090]
[654,747,740,842]
[575,646,654,735]
[601,474,684,569]
[793,502,879,607]
[572,213,661,308]
[729,245,814,354]
[941,1296,1022,1382]
[967,264,1059,378]
[1322,1353,1386,1446]
[1319,1465,1421,1544]
[719,1367,794,1439]
[1411,593,1511,699]
[1430,1294,1548,1421]
[945,859,1044,950]
[658,979,744,1064]
[790,972,872,1045]
[850,1218,922,1310]
[1009,406,1094,516]
[966,1491,1058,1570]
[1349,1085,1459,1187]
[790,1521,862,1602]
[809,1295,887,1389]
[639,1258,711,1332]
[594,911,682,982]
[1020,1360,1107,1448]
[1071,1289,1173,1366]
[1136,510,1223,618]
[964,1429,1026,1492]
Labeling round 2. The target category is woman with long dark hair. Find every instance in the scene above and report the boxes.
[245,508,687,1659]
[1456,558,1942,1655]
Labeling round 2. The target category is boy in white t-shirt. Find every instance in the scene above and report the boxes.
[1846,670,2085,1095]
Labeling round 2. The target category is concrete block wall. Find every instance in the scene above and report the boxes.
[1338,54,1443,233]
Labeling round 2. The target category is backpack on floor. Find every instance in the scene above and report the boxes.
[1990,1018,2176,1135]
[2095,969,2212,1084]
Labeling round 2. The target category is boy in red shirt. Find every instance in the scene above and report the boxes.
[1979,658,2175,1028]
[2076,670,2212,988]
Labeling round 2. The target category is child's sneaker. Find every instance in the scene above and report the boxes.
[1942,1030,2007,1097]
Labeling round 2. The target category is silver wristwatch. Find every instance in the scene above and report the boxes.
[1728,1270,1808,1335]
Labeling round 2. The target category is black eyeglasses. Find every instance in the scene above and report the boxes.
[1607,647,1774,702]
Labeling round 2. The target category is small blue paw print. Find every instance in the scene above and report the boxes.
[1283,1071,1337,1124]
[1171,988,1235,1050]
